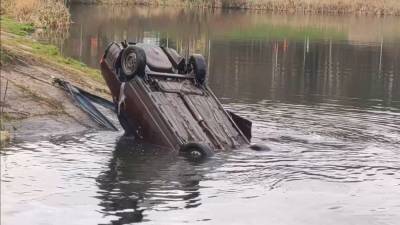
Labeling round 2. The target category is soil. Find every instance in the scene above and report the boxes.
[0,57,113,142]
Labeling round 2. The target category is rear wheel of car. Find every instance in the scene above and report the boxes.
[120,45,146,80]
[188,54,207,86]
[180,142,214,160]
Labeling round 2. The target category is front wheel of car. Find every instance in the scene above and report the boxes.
[188,54,207,86]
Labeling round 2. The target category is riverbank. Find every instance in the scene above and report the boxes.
[1,0,70,29]
[71,0,400,16]
[0,16,111,143]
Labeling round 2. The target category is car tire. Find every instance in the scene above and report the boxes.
[180,142,214,160]
[120,45,146,80]
[188,54,207,86]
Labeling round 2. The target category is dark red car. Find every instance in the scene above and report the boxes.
[100,41,251,158]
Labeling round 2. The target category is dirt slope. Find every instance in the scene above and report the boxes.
[1,31,113,141]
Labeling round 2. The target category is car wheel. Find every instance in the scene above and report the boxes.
[120,45,146,80]
[188,54,207,86]
[180,142,214,160]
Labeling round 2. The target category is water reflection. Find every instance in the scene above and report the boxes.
[2,4,400,225]
[60,5,400,109]
[210,39,400,108]
[2,101,400,224]
[95,138,217,224]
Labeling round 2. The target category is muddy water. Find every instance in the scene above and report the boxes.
[2,5,400,225]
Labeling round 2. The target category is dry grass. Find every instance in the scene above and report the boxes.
[221,0,400,15]
[2,0,70,29]
[81,0,400,15]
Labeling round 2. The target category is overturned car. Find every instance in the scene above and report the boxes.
[100,41,252,158]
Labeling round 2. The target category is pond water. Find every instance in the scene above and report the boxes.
[2,5,400,225]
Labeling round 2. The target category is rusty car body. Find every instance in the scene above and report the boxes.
[100,41,251,157]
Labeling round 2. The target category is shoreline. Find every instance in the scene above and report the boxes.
[69,0,400,16]
[0,16,111,144]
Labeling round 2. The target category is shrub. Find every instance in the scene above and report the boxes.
[2,0,70,29]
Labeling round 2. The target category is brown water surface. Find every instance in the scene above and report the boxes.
[2,5,400,225]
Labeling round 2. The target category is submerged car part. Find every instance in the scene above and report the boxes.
[54,78,118,131]
[101,41,251,157]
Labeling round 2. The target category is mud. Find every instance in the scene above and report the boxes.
[0,58,112,141]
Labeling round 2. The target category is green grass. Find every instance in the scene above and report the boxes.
[0,16,35,36]
[1,16,102,82]
[32,41,102,81]
[222,24,346,40]
[221,24,346,41]
[28,41,100,79]
[0,47,15,65]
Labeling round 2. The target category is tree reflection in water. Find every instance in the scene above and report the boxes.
[95,137,213,224]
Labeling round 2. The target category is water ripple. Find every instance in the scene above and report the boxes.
[2,100,400,224]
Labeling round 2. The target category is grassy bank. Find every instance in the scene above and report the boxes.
[1,0,70,29]
[0,17,102,82]
[0,16,107,143]
[71,0,400,16]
